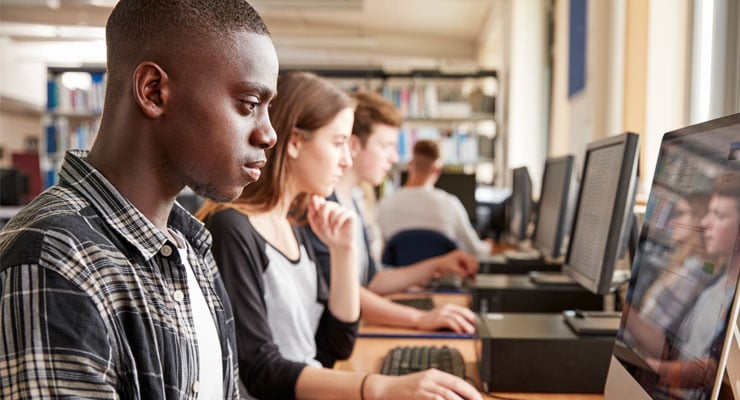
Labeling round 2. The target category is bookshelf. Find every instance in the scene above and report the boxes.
[43,65,106,188]
[284,67,498,182]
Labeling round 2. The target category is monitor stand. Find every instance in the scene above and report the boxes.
[476,312,616,393]
[470,273,607,313]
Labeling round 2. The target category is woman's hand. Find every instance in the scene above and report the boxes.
[307,195,355,251]
[366,369,483,400]
[415,303,477,334]
[434,250,479,278]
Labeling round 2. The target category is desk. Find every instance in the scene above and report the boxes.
[340,293,604,399]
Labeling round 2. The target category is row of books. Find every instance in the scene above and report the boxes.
[42,119,99,187]
[382,84,488,119]
[397,127,480,166]
[46,72,106,114]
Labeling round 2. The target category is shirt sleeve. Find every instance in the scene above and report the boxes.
[1,264,118,398]
[314,308,360,366]
[448,193,491,256]
[206,209,305,400]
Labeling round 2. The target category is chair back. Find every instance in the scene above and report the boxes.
[382,229,457,267]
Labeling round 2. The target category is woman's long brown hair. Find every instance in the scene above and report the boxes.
[195,71,355,222]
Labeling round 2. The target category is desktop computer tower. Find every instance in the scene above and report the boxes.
[478,258,562,275]
[470,274,606,313]
[476,313,614,393]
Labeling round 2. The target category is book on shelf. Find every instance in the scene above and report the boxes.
[43,68,106,188]
[46,71,106,115]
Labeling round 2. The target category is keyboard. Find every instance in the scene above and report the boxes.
[380,345,466,378]
[392,297,435,310]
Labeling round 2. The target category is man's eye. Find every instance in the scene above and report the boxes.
[240,99,260,114]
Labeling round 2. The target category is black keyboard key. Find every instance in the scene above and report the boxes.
[410,346,422,371]
[380,345,466,379]
[399,346,412,372]
[428,346,439,369]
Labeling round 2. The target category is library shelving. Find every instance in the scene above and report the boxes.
[43,65,106,188]
[283,67,498,180]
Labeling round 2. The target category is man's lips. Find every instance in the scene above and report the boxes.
[243,160,266,181]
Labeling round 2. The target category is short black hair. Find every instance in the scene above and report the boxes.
[105,0,269,96]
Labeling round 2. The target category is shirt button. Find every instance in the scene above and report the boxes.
[160,244,173,257]
[173,290,184,302]
[192,381,200,394]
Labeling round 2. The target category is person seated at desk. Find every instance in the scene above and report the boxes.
[197,73,480,400]
[377,140,496,257]
[304,91,479,335]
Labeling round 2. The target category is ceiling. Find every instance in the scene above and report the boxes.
[0,0,505,72]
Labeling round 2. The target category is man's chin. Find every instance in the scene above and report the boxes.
[190,183,244,204]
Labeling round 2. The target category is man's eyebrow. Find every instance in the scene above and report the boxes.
[239,82,275,99]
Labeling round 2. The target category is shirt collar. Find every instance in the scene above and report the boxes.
[58,150,212,259]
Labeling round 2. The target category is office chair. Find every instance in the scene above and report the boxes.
[382,229,458,267]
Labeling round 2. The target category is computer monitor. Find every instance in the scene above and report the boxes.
[531,155,576,259]
[604,113,740,399]
[435,171,477,223]
[563,132,640,295]
[506,166,533,242]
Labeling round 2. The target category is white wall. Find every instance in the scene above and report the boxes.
[0,37,106,107]
[643,0,691,196]
[507,0,549,197]
[549,0,626,178]
[549,0,692,199]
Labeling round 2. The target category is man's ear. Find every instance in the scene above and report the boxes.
[132,62,169,118]
[432,163,443,178]
[349,135,362,158]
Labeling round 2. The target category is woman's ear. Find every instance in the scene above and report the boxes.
[133,62,169,118]
[287,129,302,159]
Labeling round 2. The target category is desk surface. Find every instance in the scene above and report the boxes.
[342,292,605,400]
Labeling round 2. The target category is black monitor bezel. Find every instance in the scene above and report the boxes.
[564,132,640,295]
[507,166,533,242]
[531,155,576,259]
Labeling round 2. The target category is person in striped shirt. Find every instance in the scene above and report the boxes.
[0,0,278,398]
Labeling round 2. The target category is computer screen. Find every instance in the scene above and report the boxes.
[506,166,533,242]
[531,155,576,259]
[435,171,477,223]
[563,132,639,295]
[604,113,740,400]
